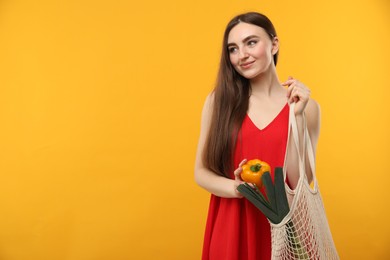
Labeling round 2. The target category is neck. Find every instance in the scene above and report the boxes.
[249,67,282,98]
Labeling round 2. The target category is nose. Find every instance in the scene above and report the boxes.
[238,47,249,59]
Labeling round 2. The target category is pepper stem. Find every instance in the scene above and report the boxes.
[250,163,262,172]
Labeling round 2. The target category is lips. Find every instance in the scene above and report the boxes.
[240,60,255,69]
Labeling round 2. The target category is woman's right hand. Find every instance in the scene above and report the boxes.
[232,159,247,198]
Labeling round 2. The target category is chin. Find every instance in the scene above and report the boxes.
[240,71,261,80]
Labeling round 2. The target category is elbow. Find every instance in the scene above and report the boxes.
[194,165,209,189]
[194,168,202,187]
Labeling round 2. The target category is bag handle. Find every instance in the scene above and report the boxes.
[283,102,317,189]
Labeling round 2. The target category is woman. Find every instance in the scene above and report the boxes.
[194,12,320,259]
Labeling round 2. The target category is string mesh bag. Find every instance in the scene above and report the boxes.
[271,102,339,259]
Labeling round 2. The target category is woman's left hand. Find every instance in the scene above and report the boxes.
[282,76,311,115]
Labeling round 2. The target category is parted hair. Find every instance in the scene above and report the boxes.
[203,12,279,177]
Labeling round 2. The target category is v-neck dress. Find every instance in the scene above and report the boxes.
[202,103,290,260]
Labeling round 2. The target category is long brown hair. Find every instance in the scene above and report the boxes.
[203,12,279,177]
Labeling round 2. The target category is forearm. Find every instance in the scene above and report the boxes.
[286,114,314,188]
[195,167,240,198]
[286,114,305,189]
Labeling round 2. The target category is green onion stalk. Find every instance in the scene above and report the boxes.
[237,167,309,259]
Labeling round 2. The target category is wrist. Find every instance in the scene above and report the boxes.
[232,181,244,198]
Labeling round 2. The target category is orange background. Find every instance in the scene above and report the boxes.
[0,0,389,259]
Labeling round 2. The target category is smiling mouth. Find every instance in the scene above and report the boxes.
[240,61,255,68]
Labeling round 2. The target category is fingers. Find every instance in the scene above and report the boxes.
[234,159,247,180]
[282,76,310,104]
[238,159,247,167]
[234,167,243,180]
[282,76,297,101]
[286,82,298,101]
[281,75,295,87]
[288,85,303,104]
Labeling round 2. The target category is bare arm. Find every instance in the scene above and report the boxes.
[194,93,244,198]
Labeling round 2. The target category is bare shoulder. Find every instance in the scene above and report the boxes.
[306,99,320,117]
[201,92,215,120]
[305,99,321,136]
[204,92,215,108]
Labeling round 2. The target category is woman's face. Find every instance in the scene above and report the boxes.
[227,22,278,79]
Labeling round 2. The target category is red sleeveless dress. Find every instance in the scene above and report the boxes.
[202,103,290,260]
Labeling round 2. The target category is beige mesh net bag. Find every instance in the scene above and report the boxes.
[270,102,339,259]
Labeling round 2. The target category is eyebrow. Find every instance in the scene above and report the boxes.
[227,35,259,47]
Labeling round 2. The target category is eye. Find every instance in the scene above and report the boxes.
[228,46,238,54]
[247,40,257,46]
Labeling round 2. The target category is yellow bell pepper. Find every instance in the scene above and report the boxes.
[241,159,271,189]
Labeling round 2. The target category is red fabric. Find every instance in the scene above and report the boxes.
[202,103,289,260]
